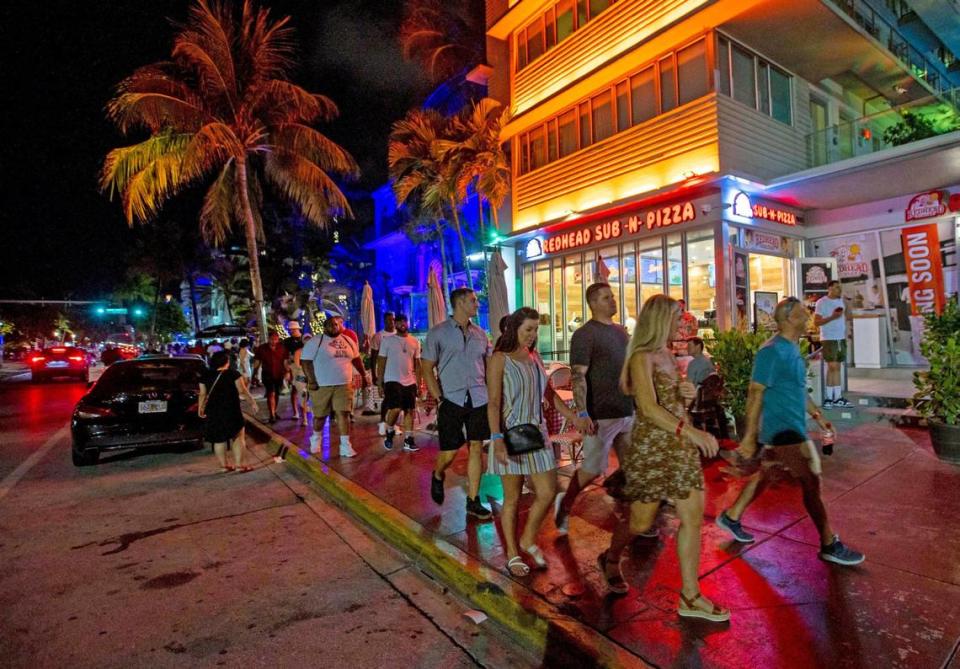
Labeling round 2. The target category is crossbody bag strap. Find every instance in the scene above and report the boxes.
[201,372,223,413]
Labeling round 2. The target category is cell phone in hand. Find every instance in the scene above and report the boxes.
[833,306,844,314]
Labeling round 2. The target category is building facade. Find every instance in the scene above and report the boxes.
[486,0,960,367]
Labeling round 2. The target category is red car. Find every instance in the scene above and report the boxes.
[30,347,90,383]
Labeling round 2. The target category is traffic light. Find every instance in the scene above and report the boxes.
[132,307,145,318]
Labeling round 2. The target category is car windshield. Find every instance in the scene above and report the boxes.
[92,361,204,396]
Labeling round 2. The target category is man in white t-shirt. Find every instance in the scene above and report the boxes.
[370,311,396,435]
[300,314,368,457]
[814,280,851,408]
[376,313,421,453]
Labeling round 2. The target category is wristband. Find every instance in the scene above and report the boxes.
[577,411,590,418]
[810,411,821,420]
[675,420,685,437]
[491,433,504,440]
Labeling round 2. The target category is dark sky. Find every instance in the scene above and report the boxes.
[1,0,430,299]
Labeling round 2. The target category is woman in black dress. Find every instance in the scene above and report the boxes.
[200,351,257,472]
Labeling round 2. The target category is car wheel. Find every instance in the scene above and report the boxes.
[71,446,99,467]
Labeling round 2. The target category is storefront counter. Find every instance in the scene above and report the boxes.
[852,311,888,369]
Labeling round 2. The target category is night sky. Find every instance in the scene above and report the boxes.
[1,1,431,300]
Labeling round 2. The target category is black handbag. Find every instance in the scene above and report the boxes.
[503,362,546,456]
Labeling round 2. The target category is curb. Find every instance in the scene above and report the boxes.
[245,415,649,669]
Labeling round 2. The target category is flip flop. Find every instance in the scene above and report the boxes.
[597,551,629,594]
[678,591,730,622]
[523,544,549,570]
[221,466,235,473]
[506,555,530,577]
[234,466,254,473]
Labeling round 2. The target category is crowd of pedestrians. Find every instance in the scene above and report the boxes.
[185,281,865,624]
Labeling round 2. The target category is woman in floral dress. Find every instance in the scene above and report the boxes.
[597,294,729,622]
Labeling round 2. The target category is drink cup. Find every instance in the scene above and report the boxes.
[821,429,834,456]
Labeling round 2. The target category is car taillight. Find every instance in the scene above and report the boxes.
[69,355,84,362]
[75,404,115,419]
[31,356,46,364]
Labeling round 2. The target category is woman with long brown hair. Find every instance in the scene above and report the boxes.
[598,294,728,622]
[487,307,580,576]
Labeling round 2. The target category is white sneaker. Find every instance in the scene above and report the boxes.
[273,455,283,464]
[339,442,357,458]
[377,422,386,436]
[309,433,322,454]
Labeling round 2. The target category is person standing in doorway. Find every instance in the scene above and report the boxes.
[301,314,367,458]
[720,297,865,566]
[377,314,421,452]
[421,288,493,521]
[253,330,287,423]
[815,281,851,408]
[371,311,397,436]
[554,282,635,536]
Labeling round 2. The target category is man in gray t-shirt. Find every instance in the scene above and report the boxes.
[555,283,652,537]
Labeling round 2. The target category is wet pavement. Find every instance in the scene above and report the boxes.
[256,393,960,669]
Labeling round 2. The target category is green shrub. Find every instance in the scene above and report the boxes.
[705,328,771,422]
[912,297,960,425]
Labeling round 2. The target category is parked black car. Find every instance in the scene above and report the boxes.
[71,356,206,466]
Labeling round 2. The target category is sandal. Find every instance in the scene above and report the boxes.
[235,465,254,473]
[597,551,629,594]
[523,544,549,570]
[221,465,235,473]
[678,591,730,622]
[506,555,530,577]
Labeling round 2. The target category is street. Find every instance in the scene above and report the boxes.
[0,373,536,669]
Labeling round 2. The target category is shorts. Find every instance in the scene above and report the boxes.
[821,339,847,363]
[262,377,284,397]
[310,384,353,416]
[580,416,633,476]
[438,399,490,451]
[761,440,822,477]
[383,382,417,412]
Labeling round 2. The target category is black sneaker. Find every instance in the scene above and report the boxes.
[819,535,865,566]
[466,496,492,520]
[822,400,834,409]
[430,472,445,505]
[833,397,853,408]
[716,510,755,543]
[383,430,395,451]
[402,437,419,452]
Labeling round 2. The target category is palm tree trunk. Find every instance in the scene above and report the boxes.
[434,221,452,306]
[448,198,474,291]
[235,155,268,342]
[475,183,487,244]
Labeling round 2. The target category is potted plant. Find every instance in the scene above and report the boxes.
[912,297,960,464]
[706,327,771,437]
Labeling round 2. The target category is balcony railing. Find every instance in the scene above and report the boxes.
[806,89,960,167]
[829,0,953,95]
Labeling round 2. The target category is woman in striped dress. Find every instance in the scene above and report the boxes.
[487,307,581,577]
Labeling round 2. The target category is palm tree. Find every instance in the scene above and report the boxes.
[100,0,359,341]
[434,98,511,244]
[399,0,484,84]
[388,108,474,292]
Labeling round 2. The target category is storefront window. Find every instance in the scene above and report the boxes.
[686,230,715,318]
[622,246,638,334]
[600,247,621,326]
[534,262,552,354]
[638,238,664,307]
[564,254,585,343]
[667,233,684,301]
[552,258,565,357]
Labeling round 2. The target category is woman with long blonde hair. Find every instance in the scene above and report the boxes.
[599,294,728,622]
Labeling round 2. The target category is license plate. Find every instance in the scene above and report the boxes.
[48,361,68,368]
[138,400,167,414]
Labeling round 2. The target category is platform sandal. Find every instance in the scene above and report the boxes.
[677,591,730,622]
[506,555,530,577]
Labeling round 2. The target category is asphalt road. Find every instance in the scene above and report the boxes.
[0,372,535,668]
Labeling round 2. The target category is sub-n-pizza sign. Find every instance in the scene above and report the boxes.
[542,201,696,255]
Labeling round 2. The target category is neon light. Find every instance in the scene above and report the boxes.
[525,238,544,259]
[732,192,753,218]
[732,191,798,226]
[540,201,696,255]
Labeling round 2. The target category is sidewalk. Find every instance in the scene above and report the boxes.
[246,395,960,668]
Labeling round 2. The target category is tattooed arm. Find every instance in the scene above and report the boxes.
[570,364,596,435]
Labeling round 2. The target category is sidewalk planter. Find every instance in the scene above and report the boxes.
[912,297,960,466]
[707,328,770,436]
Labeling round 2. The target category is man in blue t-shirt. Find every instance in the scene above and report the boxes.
[715,297,865,566]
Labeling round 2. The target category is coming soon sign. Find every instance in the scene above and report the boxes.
[901,223,945,315]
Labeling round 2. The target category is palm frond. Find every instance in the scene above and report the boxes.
[119,151,191,224]
[182,121,245,180]
[248,81,339,125]
[271,123,358,177]
[177,0,238,104]
[199,161,236,244]
[239,0,296,84]
[106,83,204,134]
[263,151,353,227]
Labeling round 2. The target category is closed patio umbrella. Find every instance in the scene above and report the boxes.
[427,266,447,329]
[487,250,510,341]
[360,281,376,348]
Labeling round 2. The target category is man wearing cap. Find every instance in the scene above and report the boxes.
[283,321,305,421]
[300,313,368,458]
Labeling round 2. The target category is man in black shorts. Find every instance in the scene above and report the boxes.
[376,314,421,452]
[421,288,492,520]
[253,330,287,423]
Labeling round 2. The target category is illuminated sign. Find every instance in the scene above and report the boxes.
[732,191,799,226]
[525,238,544,259]
[901,224,945,314]
[541,201,696,255]
[905,191,948,221]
